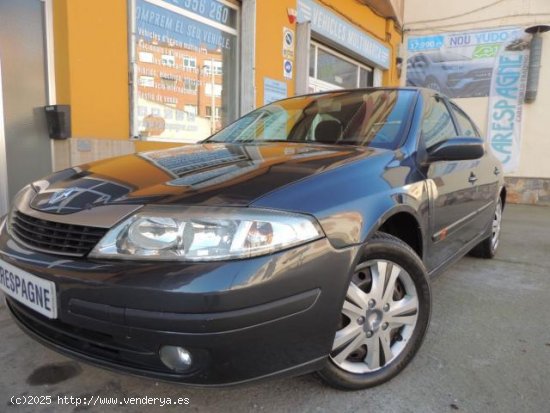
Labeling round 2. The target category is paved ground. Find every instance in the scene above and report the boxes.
[1,204,549,413]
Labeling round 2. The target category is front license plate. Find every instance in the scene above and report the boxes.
[0,258,57,319]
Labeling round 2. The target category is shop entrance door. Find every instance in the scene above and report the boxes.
[0,0,52,215]
[308,78,344,93]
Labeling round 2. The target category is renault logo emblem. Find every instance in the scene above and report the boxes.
[48,188,78,205]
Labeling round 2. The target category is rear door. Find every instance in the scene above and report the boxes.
[448,102,498,236]
[421,96,480,270]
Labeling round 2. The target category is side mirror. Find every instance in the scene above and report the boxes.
[427,137,484,162]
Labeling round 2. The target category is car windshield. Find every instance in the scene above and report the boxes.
[206,90,416,150]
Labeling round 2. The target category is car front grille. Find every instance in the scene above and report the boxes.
[10,211,107,256]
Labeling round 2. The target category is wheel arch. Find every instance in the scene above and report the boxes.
[366,206,425,261]
[500,186,507,209]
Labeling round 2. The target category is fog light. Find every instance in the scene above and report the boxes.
[159,346,193,372]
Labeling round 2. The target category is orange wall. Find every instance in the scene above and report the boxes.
[320,0,387,40]
[53,0,401,150]
[255,0,402,107]
[255,0,297,107]
[54,0,130,139]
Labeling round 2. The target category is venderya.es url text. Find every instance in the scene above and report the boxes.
[10,395,190,407]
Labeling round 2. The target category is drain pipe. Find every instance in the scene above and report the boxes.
[524,25,550,103]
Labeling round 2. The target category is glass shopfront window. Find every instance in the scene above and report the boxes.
[309,42,373,92]
[133,0,239,142]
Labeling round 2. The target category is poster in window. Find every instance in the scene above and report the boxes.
[133,0,239,142]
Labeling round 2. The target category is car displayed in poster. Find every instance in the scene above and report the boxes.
[406,51,493,98]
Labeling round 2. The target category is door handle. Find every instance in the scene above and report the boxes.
[494,167,500,175]
[468,173,478,184]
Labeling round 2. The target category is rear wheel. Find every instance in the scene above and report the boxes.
[470,197,502,259]
[318,232,431,390]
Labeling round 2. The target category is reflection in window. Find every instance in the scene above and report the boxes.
[359,68,373,88]
[317,48,357,88]
[184,105,198,115]
[184,78,198,94]
[205,83,222,97]
[183,56,197,70]
[206,106,221,118]
[204,60,223,75]
[139,51,154,63]
[139,76,154,87]
[309,46,316,77]
[451,104,479,137]
[309,42,374,91]
[162,54,175,67]
[422,98,457,148]
[134,0,238,142]
[209,90,415,150]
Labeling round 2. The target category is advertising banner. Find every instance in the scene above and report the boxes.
[297,0,390,69]
[406,28,531,172]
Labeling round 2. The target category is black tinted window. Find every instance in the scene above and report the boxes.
[450,104,479,137]
[421,97,457,149]
[208,90,415,150]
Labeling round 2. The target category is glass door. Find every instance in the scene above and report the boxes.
[309,41,374,92]
[0,59,8,216]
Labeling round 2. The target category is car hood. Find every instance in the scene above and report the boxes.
[29,142,385,214]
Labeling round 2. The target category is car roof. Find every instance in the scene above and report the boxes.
[289,86,446,102]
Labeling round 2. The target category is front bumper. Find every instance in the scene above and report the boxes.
[0,224,359,385]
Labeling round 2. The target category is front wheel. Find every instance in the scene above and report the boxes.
[318,232,431,390]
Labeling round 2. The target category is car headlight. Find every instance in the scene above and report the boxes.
[89,206,324,261]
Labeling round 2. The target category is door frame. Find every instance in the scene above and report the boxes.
[0,59,8,216]
[43,0,56,169]
[0,0,56,216]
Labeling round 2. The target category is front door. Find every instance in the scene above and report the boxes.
[0,0,52,214]
[420,96,480,271]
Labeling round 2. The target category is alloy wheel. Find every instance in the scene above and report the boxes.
[330,259,419,373]
[491,200,502,250]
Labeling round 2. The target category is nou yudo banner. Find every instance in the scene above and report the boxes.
[406,28,531,172]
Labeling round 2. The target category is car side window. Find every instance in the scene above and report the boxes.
[450,104,480,137]
[421,97,457,149]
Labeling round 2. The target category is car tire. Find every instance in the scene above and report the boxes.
[469,197,503,259]
[317,232,431,390]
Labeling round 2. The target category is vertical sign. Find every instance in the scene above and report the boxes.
[486,40,530,172]
[283,27,295,59]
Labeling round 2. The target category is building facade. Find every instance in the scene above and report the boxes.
[0,0,403,214]
[403,0,550,204]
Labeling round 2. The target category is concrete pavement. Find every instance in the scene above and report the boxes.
[1,204,549,412]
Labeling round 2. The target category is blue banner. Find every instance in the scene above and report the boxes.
[136,0,235,51]
[160,0,238,29]
[297,0,390,69]
[487,45,529,172]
